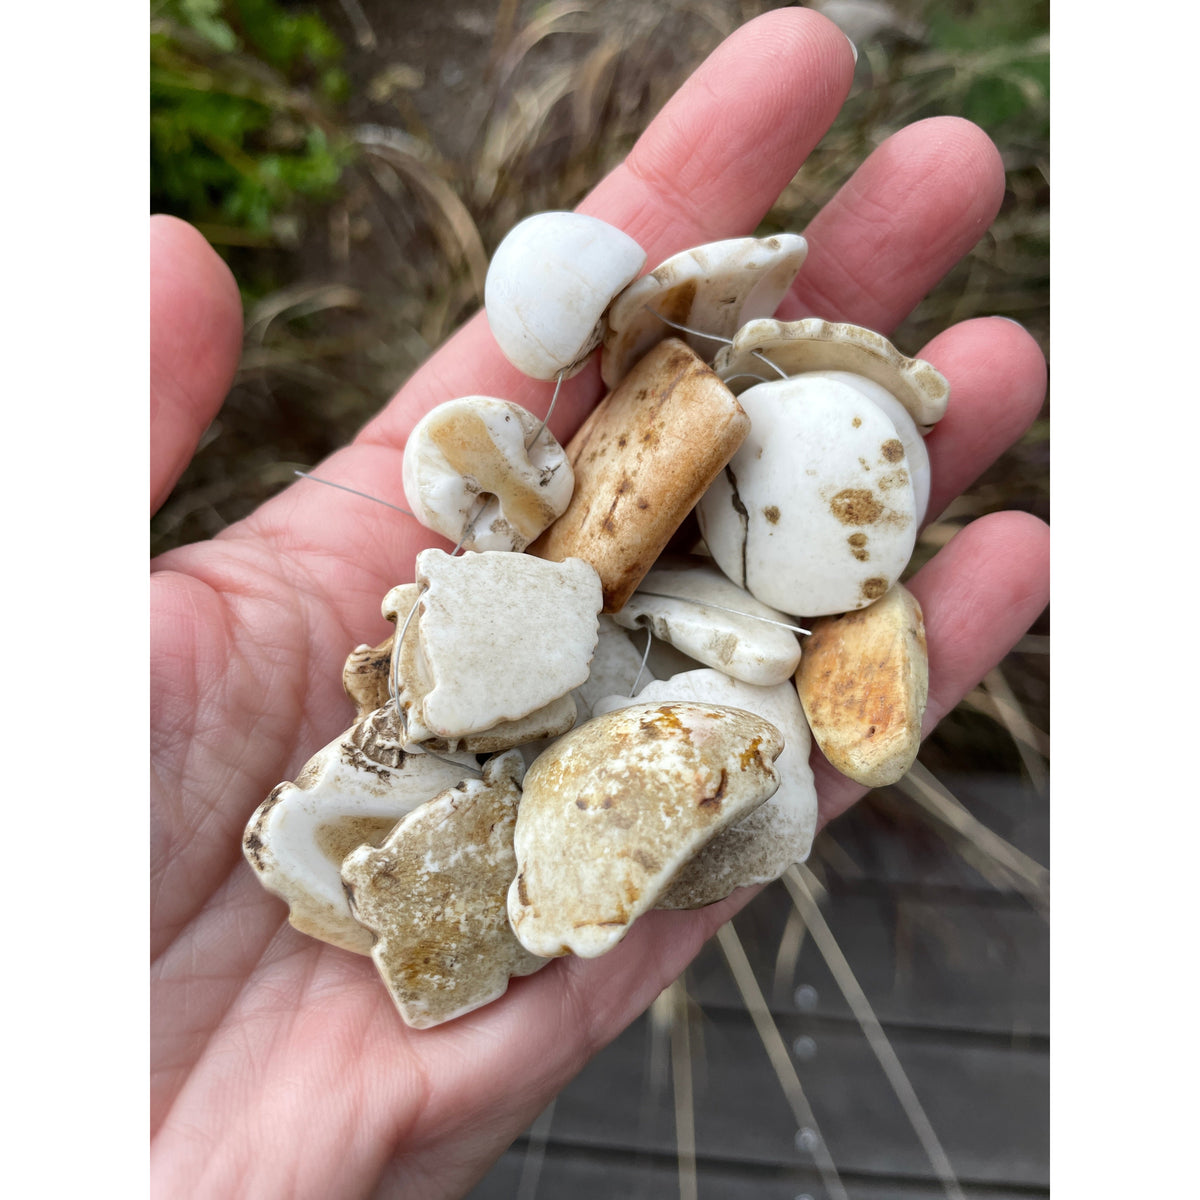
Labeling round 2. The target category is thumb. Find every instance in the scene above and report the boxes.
[150,215,243,516]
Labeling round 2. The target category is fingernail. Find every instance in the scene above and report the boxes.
[994,316,1027,331]
[845,34,859,65]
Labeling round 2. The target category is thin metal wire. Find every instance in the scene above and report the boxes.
[649,308,736,346]
[447,370,562,557]
[388,594,424,716]
[630,625,654,696]
[419,740,484,776]
[524,369,565,451]
[634,590,810,636]
[386,591,483,777]
[645,311,788,391]
[293,470,415,517]
[450,498,487,556]
[752,349,788,379]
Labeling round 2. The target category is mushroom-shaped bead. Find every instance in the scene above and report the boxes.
[696,375,917,616]
[402,396,574,552]
[485,212,646,380]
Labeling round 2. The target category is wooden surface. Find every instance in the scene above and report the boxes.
[462,770,1049,1200]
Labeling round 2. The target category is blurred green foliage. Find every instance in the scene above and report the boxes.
[923,0,1049,139]
[150,0,354,246]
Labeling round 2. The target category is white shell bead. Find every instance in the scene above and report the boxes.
[601,233,808,387]
[485,211,646,380]
[412,549,602,740]
[612,556,801,686]
[402,395,574,552]
[696,374,917,616]
[714,317,950,429]
[799,371,931,525]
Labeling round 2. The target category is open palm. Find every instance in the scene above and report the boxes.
[150,10,1049,1198]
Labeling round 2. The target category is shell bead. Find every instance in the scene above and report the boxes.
[601,233,808,387]
[714,317,950,429]
[799,370,931,525]
[241,207,958,1029]
[402,395,574,552]
[696,374,918,616]
[484,211,646,380]
[507,702,783,959]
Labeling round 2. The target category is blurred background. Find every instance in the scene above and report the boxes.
[150,1,1049,1195]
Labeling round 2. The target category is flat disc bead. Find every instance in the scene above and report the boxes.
[799,370,931,524]
[696,375,917,616]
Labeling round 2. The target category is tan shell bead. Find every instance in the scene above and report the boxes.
[508,702,783,959]
[592,670,817,909]
[242,716,478,955]
[343,636,393,719]
[401,396,574,552]
[713,317,949,430]
[795,582,929,788]
[529,339,750,613]
[341,750,547,1029]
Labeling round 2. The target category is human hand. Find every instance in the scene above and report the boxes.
[150,9,1049,1197]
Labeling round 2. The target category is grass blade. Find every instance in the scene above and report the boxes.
[895,762,1050,912]
[668,981,698,1200]
[514,1098,555,1200]
[980,665,1049,795]
[359,141,489,304]
[715,921,850,1200]
[782,865,966,1200]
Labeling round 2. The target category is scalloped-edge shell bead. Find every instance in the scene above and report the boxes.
[594,670,816,908]
[242,719,478,954]
[414,550,601,739]
[713,317,949,429]
[342,750,547,1028]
